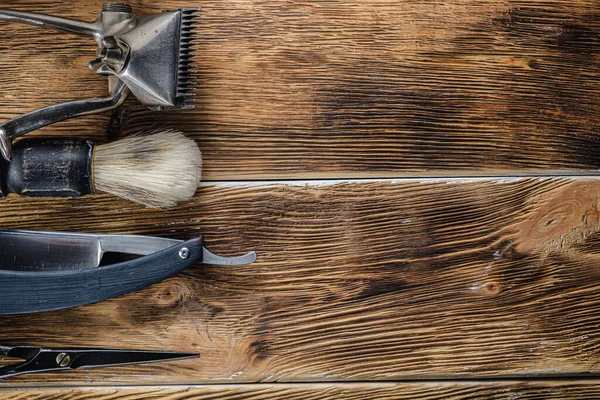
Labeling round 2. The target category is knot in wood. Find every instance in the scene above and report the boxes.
[482,281,501,296]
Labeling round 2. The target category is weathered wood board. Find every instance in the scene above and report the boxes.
[0,0,599,179]
[2,381,600,400]
[0,0,599,397]
[0,178,596,384]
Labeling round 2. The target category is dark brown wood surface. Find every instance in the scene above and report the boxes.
[0,178,596,385]
[1,0,600,179]
[1,0,600,397]
[2,381,600,399]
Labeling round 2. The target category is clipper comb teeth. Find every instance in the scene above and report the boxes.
[176,8,201,110]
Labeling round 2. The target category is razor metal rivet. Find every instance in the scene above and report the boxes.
[56,353,70,367]
[179,248,190,259]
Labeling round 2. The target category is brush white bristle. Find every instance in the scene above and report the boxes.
[93,129,202,208]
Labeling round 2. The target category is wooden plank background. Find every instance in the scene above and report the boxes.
[4,381,600,400]
[0,0,599,397]
[1,0,600,179]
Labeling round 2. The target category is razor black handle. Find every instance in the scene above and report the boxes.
[0,138,94,198]
[0,236,203,314]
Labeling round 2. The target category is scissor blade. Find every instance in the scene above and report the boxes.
[70,350,198,370]
[0,345,15,356]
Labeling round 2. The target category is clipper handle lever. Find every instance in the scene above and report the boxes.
[0,78,128,161]
[0,9,102,37]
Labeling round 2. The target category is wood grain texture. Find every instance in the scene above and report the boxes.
[3,382,600,400]
[1,0,600,178]
[2,0,600,395]
[0,178,597,384]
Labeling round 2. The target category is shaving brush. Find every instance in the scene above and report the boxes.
[3,130,202,207]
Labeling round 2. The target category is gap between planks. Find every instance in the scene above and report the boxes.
[5,378,600,389]
[2,381,600,399]
[201,175,600,188]
[200,170,600,182]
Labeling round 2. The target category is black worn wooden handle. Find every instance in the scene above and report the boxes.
[0,236,203,314]
[1,138,93,197]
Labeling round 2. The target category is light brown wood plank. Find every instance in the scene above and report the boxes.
[0,178,598,383]
[1,1,600,178]
[3,382,600,399]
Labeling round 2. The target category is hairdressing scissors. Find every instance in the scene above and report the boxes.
[0,344,197,379]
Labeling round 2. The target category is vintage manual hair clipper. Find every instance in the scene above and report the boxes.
[0,2,199,161]
[0,229,256,315]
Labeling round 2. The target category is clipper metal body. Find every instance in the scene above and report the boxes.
[0,2,199,161]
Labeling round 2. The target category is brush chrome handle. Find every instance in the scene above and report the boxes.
[0,79,128,161]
